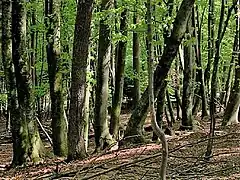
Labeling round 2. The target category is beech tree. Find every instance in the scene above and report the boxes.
[94,0,115,151]
[11,0,44,166]
[110,7,128,139]
[146,0,168,178]
[45,0,68,156]
[67,0,94,160]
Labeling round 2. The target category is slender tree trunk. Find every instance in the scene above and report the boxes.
[83,60,91,151]
[110,8,128,139]
[132,0,141,108]
[2,0,16,133]
[67,0,93,160]
[153,81,167,141]
[166,90,174,125]
[12,0,44,166]
[193,6,208,118]
[124,0,195,143]
[146,1,168,179]
[181,12,195,130]
[45,0,68,156]
[223,41,236,107]
[174,58,182,120]
[205,0,236,159]
[94,0,115,151]
[204,0,215,90]
[222,2,240,126]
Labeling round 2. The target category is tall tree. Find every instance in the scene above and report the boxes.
[146,0,168,179]
[181,12,194,130]
[45,0,68,156]
[110,7,128,139]
[206,0,237,159]
[2,0,16,133]
[94,0,115,151]
[124,0,195,143]
[204,0,215,89]
[67,0,94,160]
[222,1,240,126]
[193,5,208,118]
[11,0,44,166]
[132,0,141,107]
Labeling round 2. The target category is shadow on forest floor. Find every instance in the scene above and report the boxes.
[0,113,240,179]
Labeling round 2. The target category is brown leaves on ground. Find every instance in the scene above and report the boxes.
[0,114,240,179]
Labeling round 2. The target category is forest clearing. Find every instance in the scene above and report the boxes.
[1,0,240,179]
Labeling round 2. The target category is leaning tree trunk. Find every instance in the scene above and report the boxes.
[12,0,44,166]
[67,0,93,160]
[124,0,195,143]
[181,13,194,130]
[222,2,240,126]
[94,0,115,151]
[110,8,128,140]
[45,0,68,157]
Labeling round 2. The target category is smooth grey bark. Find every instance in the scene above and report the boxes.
[124,0,195,143]
[67,0,93,160]
[94,0,115,151]
[181,13,194,130]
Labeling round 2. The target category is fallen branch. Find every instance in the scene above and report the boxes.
[57,132,237,179]
[36,117,53,145]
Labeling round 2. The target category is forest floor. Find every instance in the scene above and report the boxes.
[0,113,240,179]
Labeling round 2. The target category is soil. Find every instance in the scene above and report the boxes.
[0,113,240,179]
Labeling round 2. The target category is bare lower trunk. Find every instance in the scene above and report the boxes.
[67,0,93,160]
[94,0,115,151]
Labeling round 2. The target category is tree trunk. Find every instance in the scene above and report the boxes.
[124,0,195,143]
[132,0,141,108]
[204,0,215,90]
[205,0,236,159]
[45,0,68,157]
[67,0,93,160]
[166,90,175,125]
[152,81,167,141]
[222,2,240,126]
[146,1,168,179]
[110,8,128,139]
[2,0,17,134]
[193,6,208,118]
[223,27,238,108]
[181,13,194,130]
[94,0,115,151]
[12,0,44,166]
